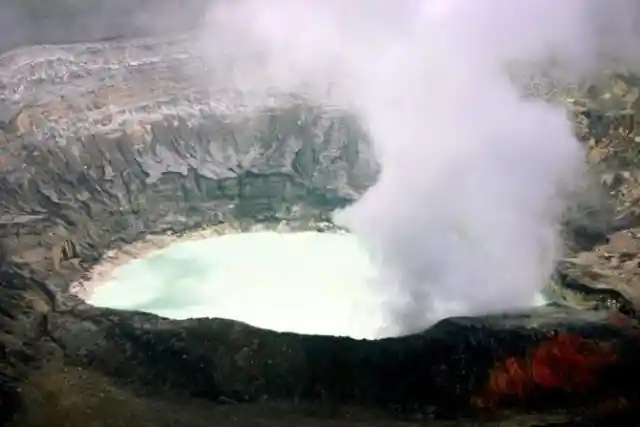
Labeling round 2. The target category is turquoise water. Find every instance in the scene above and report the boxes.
[88,231,547,338]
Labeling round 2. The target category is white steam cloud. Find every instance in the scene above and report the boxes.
[197,0,640,335]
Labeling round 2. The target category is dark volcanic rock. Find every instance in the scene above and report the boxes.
[47,305,640,408]
[1,36,640,427]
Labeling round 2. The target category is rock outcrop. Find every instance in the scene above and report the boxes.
[548,72,640,313]
[1,35,640,427]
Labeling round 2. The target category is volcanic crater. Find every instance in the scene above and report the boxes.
[2,31,640,427]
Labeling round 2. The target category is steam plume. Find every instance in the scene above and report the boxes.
[198,0,640,334]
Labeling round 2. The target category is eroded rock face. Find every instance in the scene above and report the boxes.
[1,36,640,427]
[0,36,377,296]
[548,72,640,312]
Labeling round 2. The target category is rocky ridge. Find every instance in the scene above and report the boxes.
[1,35,640,426]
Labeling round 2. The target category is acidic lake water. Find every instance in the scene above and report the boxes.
[88,231,547,339]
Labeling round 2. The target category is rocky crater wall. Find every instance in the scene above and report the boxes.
[0,36,378,299]
[2,35,640,427]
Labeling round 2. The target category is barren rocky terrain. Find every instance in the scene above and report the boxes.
[2,31,640,427]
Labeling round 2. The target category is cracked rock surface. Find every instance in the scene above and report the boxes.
[1,35,640,427]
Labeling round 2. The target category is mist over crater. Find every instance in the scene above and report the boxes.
[196,0,591,332]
